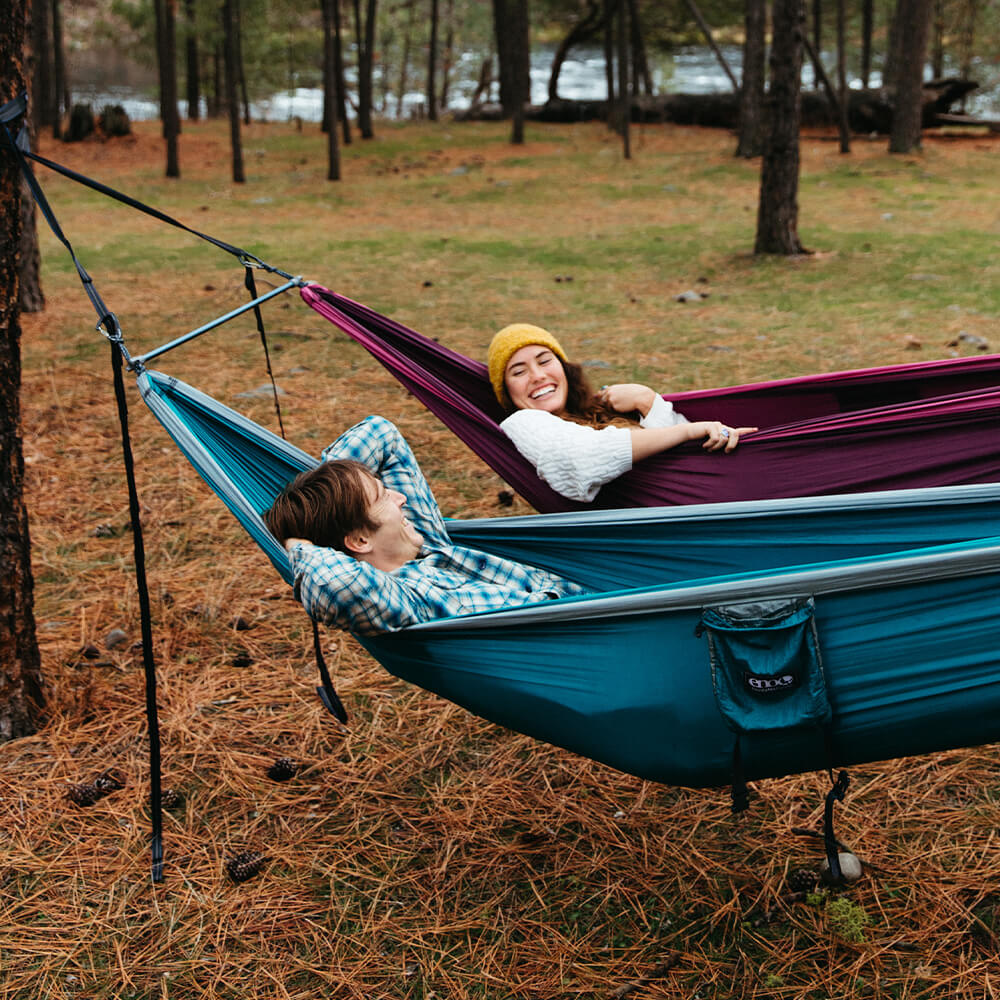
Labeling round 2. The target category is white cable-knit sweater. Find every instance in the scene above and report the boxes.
[499,395,689,502]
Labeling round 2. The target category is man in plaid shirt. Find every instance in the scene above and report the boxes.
[265,416,588,635]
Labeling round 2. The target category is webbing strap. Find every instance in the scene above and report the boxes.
[108,329,165,883]
[311,618,348,724]
[1,94,114,324]
[823,769,851,882]
[243,267,286,439]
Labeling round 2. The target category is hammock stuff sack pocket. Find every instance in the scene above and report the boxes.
[697,597,832,811]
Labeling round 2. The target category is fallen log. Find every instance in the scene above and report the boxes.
[457,78,980,136]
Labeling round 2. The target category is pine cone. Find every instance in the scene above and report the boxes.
[93,768,126,796]
[225,850,268,884]
[786,867,819,893]
[67,783,101,807]
[267,757,301,782]
[160,788,183,810]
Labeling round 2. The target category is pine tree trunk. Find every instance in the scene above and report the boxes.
[617,0,630,155]
[547,0,603,103]
[1,0,45,742]
[888,0,933,153]
[860,0,873,88]
[333,0,351,143]
[507,0,529,143]
[321,0,341,179]
[50,0,66,138]
[184,0,200,120]
[835,0,849,152]
[493,0,513,115]
[427,0,439,121]
[736,0,765,158]
[222,0,245,181]
[440,0,454,108]
[235,0,251,125]
[163,0,181,177]
[354,0,377,139]
[812,0,821,87]
[755,0,807,255]
[628,0,651,96]
[31,0,53,131]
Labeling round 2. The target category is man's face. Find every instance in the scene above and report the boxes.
[360,472,424,569]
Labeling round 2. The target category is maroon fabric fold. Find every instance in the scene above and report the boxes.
[303,283,1000,512]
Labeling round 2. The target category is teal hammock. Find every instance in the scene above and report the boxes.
[140,369,1000,789]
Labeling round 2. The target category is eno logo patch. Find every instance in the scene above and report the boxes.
[744,671,798,695]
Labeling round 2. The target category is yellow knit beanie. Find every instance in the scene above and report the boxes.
[487,324,568,404]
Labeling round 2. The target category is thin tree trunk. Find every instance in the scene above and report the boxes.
[50,0,66,138]
[440,0,454,109]
[682,0,739,94]
[427,0,439,120]
[736,0,766,158]
[210,40,222,117]
[627,0,651,96]
[31,0,53,131]
[508,0,529,143]
[163,0,181,177]
[333,0,351,143]
[153,0,166,130]
[617,0,630,155]
[884,6,902,92]
[755,0,807,255]
[493,0,513,114]
[222,0,245,181]
[603,0,614,113]
[184,0,200,119]
[548,0,604,102]
[801,30,847,147]
[20,16,44,313]
[812,0,821,87]
[396,0,415,117]
[235,0,250,125]
[930,0,945,78]
[958,0,977,109]
[835,0,849,152]
[354,0,377,138]
[321,0,341,179]
[888,0,933,153]
[1,0,45,741]
[860,0,873,88]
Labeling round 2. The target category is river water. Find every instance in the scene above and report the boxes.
[71,43,997,124]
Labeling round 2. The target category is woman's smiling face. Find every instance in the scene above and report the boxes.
[503,344,569,414]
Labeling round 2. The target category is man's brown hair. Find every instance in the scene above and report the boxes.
[264,460,378,551]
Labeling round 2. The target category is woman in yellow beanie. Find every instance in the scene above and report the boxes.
[486,324,756,503]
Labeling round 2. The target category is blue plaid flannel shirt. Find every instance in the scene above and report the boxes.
[286,416,588,635]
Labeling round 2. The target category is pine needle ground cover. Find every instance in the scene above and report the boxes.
[6,119,1000,998]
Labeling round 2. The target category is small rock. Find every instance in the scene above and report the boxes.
[903,335,922,350]
[674,289,707,303]
[881,212,894,220]
[80,643,101,660]
[422,280,434,287]
[92,523,116,538]
[820,851,864,884]
[946,331,990,350]
[105,628,129,651]
[497,490,514,507]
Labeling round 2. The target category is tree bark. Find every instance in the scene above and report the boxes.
[440,0,455,108]
[930,0,944,78]
[681,0,739,94]
[1,0,45,742]
[163,0,181,177]
[835,0,850,152]
[354,0,377,138]
[50,0,66,138]
[31,0,53,131]
[427,0,439,120]
[20,12,44,313]
[321,0,341,179]
[603,0,614,110]
[333,0,351,143]
[395,0,415,118]
[755,0,807,255]
[493,0,514,115]
[184,0,200,120]
[506,0,529,143]
[888,0,933,153]
[736,0,765,158]
[235,0,250,124]
[627,0,651,96]
[812,0,821,87]
[616,0,630,155]
[222,0,245,181]
[860,0,873,88]
[547,0,604,103]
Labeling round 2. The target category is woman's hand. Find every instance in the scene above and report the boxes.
[598,383,659,417]
[690,421,758,453]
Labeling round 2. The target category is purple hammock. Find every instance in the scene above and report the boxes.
[303,284,1000,512]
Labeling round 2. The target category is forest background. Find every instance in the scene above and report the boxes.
[4,0,1000,998]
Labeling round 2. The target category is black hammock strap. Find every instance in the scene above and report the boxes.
[1,92,293,280]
